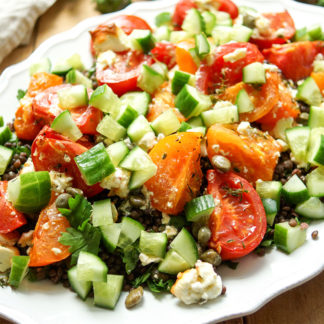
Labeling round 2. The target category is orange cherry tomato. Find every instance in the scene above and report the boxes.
[27,72,63,98]
[175,39,197,74]
[311,71,324,95]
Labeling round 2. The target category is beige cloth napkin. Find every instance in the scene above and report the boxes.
[0,0,56,64]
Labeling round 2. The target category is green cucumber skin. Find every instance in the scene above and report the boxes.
[9,255,30,288]
[185,195,215,222]
[158,249,190,275]
[68,266,92,301]
[139,231,168,258]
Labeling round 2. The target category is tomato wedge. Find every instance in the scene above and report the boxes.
[32,126,103,197]
[151,41,177,70]
[175,39,198,74]
[27,72,63,98]
[311,71,324,95]
[0,182,26,234]
[217,0,239,19]
[250,11,295,50]
[172,0,197,27]
[145,132,202,215]
[96,50,153,96]
[219,71,280,122]
[207,170,267,260]
[29,202,71,267]
[206,124,281,183]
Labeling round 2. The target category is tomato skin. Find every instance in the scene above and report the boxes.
[151,42,177,70]
[175,39,198,74]
[96,50,153,96]
[27,72,63,98]
[29,202,71,267]
[263,41,324,82]
[250,11,295,50]
[0,182,27,234]
[172,0,197,27]
[217,0,239,19]
[207,170,267,260]
[32,126,103,197]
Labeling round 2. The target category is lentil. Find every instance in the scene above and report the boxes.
[288,219,297,227]
[312,230,319,240]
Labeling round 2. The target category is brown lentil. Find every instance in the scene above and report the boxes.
[288,219,297,227]
[312,230,319,240]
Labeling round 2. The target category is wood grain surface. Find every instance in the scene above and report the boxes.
[0,0,323,323]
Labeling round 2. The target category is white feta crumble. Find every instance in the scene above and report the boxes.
[97,50,117,70]
[313,53,324,72]
[20,157,35,174]
[161,213,170,225]
[124,137,134,150]
[49,171,73,194]
[276,139,289,151]
[163,225,178,239]
[157,133,165,141]
[214,100,235,110]
[171,260,222,305]
[0,245,19,272]
[18,230,34,248]
[100,168,131,198]
[254,15,271,36]
[139,253,162,266]
[51,247,62,255]
[223,48,247,63]
[138,132,157,151]
[263,63,279,72]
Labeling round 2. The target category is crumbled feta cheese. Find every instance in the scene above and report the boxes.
[276,139,289,151]
[124,137,134,150]
[20,158,35,174]
[161,213,170,225]
[17,230,34,247]
[51,247,62,255]
[237,121,251,135]
[100,168,131,198]
[223,48,247,63]
[157,133,165,141]
[214,100,235,110]
[211,144,219,153]
[49,171,73,194]
[263,63,279,72]
[200,138,208,157]
[171,260,222,305]
[139,253,162,266]
[313,53,324,72]
[97,50,117,70]
[254,15,271,35]
[138,132,157,151]
[0,245,19,272]
[163,225,178,238]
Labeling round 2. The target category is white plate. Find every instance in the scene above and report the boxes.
[0,0,324,323]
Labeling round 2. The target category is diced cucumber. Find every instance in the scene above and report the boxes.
[212,26,233,45]
[93,275,124,309]
[274,222,307,253]
[8,171,51,214]
[184,195,215,222]
[29,58,51,75]
[187,126,206,135]
[116,105,138,128]
[66,53,85,71]
[306,167,324,197]
[296,77,322,106]
[66,69,93,89]
[96,115,126,142]
[89,84,121,117]
[231,25,252,42]
[202,11,216,36]
[127,115,154,143]
[295,197,324,219]
[76,251,108,282]
[0,117,3,127]
[170,31,191,43]
[262,198,278,226]
[0,126,12,145]
[158,249,191,275]
[182,9,205,35]
[282,174,309,204]
[120,91,151,116]
[139,231,167,258]
[106,141,129,167]
[117,217,144,249]
[129,29,155,53]
[58,85,88,109]
[100,223,122,253]
[195,34,210,59]
[175,85,212,118]
[201,103,239,127]
[286,126,310,167]
[9,255,30,288]
[294,27,310,41]
[308,134,324,166]
[314,60,324,73]
[243,62,266,84]
[52,59,72,76]
[171,70,195,95]
[155,12,172,27]
[215,11,232,26]
[137,64,165,94]
[153,26,171,42]
[187,116,203,127]
[188,47,200,67]
[74,142,115,186]
[308,105,324,129]
[119,146,155,171]
[256,180,282,208]
[235,89,254,113]
[151,109,181,135]
[307,127,324,165]
[0,146,13,175]
[92,199,113,227]
[68,266,92,300]
[128,164,157,190]
[51,110,82,142]
[170,228,198,267]
[308,24,322,40]
[178,122,192,132]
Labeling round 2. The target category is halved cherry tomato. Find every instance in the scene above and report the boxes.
[96,50,153,96]
[263,41,324,82]
[207,170,267,260]
[250,11,295,50]
[217,0,239,19]
[27,72,63,98]
[32,126,103,197]
[146,82,185,122]
[206,124,281,183]
[32,85,102,135]
[145,132,202,215]
[172,0,197,27]
[0,182,26,234]
[29,202,71,267]
[175,39,197,74]
[311,71,324,95]
[219,71,280,122]
[151,42,177,70]
[14,97,43,141]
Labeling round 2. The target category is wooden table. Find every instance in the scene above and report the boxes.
[1,0,324,323]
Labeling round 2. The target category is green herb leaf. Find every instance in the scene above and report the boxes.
[16,89,26,101]
[223,260,239,270]
[169,215,189,229]
[8,136,31,157]
[147,278,175,293]
[121,242,140,274]
[261,239,274,247]
[131,267,152,288]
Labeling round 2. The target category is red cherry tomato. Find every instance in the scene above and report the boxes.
[250,11,296,50]
[172,0,197,27]
[151,41,177,70]
[0,182,26,234]
[31,126,103,197]
[96,50,153,96]
[207,170,267,260]
[217,0,239,19]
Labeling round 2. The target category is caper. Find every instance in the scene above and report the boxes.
[66,187,83,197]
[55,193,72,209]
[211,155,231,173]
[198,226,211,246]
[242,13,256,29]
[125,286,144,309]
[200,249,222,266]
[129,196,146,208]
[192,222,202,239]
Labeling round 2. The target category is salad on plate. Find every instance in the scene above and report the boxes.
[1,0,324,311]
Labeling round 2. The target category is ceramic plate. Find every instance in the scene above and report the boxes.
[0,0,323,323]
